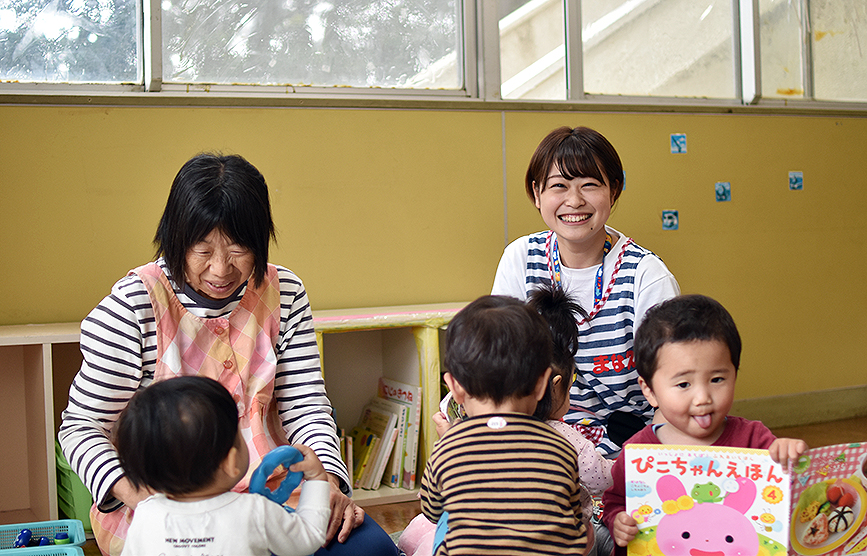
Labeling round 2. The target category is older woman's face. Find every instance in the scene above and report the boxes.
[185,229,255,300]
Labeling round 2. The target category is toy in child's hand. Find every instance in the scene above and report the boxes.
[250,446,304,507]
[439,392,466,424]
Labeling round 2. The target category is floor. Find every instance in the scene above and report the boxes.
[80,414,867,554]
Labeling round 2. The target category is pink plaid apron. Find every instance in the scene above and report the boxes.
[90,262,286,555]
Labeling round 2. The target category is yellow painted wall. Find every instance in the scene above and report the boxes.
[1,104,865,401]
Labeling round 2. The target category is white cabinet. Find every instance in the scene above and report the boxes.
[0,323,80,524]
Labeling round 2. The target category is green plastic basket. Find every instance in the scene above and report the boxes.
[54,442,92,533]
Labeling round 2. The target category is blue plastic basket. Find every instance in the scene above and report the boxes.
[0,519,85,551]
[0,547,83,555]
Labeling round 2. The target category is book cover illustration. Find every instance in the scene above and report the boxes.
[624,444,791,556]
[350,426,379,489]
[378,377,422,489]
[789,442,867,556]
[366,396,409,488]
[356,401,398,489]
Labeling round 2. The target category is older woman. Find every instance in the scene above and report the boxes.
[59,153,398,556]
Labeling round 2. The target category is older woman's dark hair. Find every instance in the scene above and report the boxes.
[155,153,276,288]
[525,126,624,206]
[114,376,239,495]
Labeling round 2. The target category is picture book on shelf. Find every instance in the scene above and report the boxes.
[378,377,422,489]
[623,442,867,556]
[366,396,409,488]
[355,399,399,490]
[349,426,379,490]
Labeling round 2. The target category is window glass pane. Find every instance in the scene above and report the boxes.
[582,0,735,98]
[161,0,461,89]
[810,0,867,102]
[499,0,566,100]
[0,0,139,83]
[759,0,805,99]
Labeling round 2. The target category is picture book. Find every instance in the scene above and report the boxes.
[350,426,379,490]
[789,442,867,556]
[337,427,353,483]
[366,396,409,488]
[378,377,422,489]
[356,399,399,489]
[623,442,867,556]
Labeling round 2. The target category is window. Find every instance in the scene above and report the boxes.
[499,0,566,100]
[1,0,865,105]
[160,0,461,89]
[580,0,736,99]
[760,0,867,102]
[0,0,139,83]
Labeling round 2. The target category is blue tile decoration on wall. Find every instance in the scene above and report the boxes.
[670,133,687,154]
[662,210,679,230]
[789,171,803,190]
[715,181,731,202]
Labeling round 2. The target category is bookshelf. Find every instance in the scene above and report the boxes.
[0,302,464,522]
[313,302,464,506]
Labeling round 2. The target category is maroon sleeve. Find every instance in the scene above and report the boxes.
[746,419,777,449]
[721,416,778,449]
[602,452,627,530]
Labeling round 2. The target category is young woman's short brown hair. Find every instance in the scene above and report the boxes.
[525,126,624,205]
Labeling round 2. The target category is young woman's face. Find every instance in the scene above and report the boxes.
[184,229,255,300]
[533,163,614,261]
[639,340,736,445]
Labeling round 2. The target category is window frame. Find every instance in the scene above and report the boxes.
[1,0,865,113]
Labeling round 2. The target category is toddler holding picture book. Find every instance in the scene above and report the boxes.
[602,294,807,556]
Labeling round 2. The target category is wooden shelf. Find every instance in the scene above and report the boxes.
[314,303,464,499]
[353,486,420,508]
[0,323,80,524]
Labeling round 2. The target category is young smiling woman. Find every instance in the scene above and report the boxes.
[491,126,680,457]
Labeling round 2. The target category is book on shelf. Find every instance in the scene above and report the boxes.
[349,426,379,490]
[355,399,399,490]
[378,377,422,489]
[338,428,353,484]
[623,441,867,556]
[365,396,409,489]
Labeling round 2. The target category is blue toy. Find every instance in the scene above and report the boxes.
[13,529,32,548]
[249,445,304,507]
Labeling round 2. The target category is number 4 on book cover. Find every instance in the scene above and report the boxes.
[623,442,867,556]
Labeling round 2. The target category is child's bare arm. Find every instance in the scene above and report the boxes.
[289,444,328,482]
[611,511,640,547]
[768,438,808,472]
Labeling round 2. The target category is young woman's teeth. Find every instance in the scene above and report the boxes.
[560,214,590,222]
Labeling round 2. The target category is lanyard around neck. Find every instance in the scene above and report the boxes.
[547,231,613,309]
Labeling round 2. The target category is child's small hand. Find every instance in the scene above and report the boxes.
[432,411,452,439]
[612,511,640,547]
[289,444,328,482]
[768,438,808,472]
